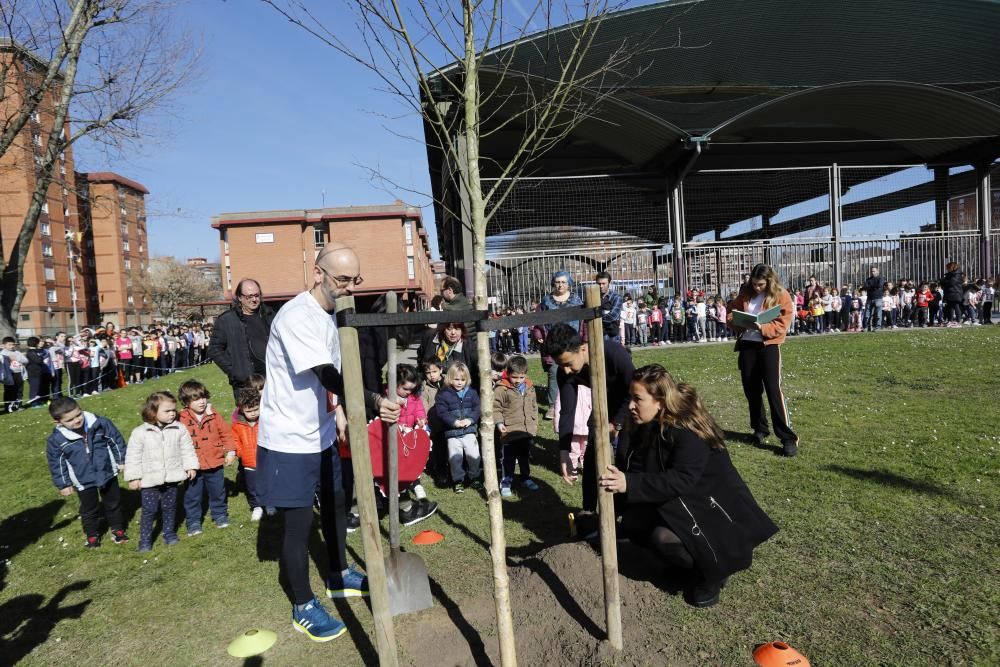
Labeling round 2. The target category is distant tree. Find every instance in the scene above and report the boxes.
[0,0,200,340]
[145,256,221,322]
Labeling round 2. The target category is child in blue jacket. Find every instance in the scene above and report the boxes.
[46,396,129,548]
[434,362,481,493]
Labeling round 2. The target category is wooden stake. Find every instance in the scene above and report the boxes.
[336,295,398,666]
[583,284,623,651]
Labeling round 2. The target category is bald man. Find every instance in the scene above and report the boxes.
[257,243,370,642]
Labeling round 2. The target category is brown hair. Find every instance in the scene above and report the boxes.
[946,261,960,273]
[245,374,265,392]
[236,387,260,410]
[177,379,209,406]
[631,364,725,450]
[142,391,177,424]
[738,263,786,310]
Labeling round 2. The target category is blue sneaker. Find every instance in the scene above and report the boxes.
[292,598,346,642]
[325,565,370,598]
[500,485,513,498]
[521,479,540,492]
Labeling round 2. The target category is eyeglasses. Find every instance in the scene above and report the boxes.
[239,293,261,300]
[318,264,364,287]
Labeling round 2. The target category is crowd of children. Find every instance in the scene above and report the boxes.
[2,323,211,414]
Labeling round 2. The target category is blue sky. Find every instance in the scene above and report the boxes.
[75,1,438,262]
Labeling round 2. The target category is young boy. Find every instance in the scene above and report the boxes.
[231,387,263,521]
[493,355,539,497]
[25,336,52,407]
[2,337,27,413]
[421,360,449,486]
[46,396,129,547]
[177,379,236,535]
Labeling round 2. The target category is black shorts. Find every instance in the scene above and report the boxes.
[256,445,342,509]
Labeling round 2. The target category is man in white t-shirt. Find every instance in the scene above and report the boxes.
[256,242,374,643]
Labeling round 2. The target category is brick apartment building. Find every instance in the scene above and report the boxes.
[1,43,152,336]
[212,202,436,308]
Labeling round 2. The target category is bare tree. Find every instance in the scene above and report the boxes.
[260,1,674,662]
[145,256,221,322]
[0,0,200,340]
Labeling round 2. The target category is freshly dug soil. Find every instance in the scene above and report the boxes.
[401,541,709,666]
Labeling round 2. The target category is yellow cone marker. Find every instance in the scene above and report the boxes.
[227,629,277,658]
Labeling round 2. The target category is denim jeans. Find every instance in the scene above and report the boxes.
[184,465,228,530]
[865,298,884,329]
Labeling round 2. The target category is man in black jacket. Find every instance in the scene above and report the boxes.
[546,323,634,523]
[863,266,886,331]
[208,278,275,397]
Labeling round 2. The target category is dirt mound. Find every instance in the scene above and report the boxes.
[401,541,700,666]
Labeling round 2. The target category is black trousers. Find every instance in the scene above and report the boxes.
[66,362,81,395]
[3,372,23,410]
[737,340,797,445]
[78,478,124,537]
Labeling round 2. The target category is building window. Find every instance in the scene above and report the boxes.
[20,313,30,322]
[123,240,130,251]
[127,295,134,306]
[47,289,57,303]
[63,206,69,218]
[41,201,48,214]
[32,133,42,147]
[124,258,131,270]
[30,110,40,123]
[40,222,50,235]
[41,242,53,257]
[121,223,128,236]
[404,223,413,244]
[87,257,96,268]
[120,206,127,217]
[314,225,326,249]
[59,163,65,175]
[138,243,144,253]
[407,257,415,280]
[44,267,55,281]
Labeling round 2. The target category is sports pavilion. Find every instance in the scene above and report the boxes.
[424,0,1000,305]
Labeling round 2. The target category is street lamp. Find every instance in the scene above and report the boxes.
[65,230,80,337]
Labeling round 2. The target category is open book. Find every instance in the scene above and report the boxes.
[731,304,782,328]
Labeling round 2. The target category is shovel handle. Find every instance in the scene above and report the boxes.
[386,292,400,553]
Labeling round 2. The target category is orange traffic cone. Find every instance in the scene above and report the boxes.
[753,642,810,667]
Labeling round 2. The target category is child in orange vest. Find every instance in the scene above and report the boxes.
[177,379,236,535]
[232,387,263,522]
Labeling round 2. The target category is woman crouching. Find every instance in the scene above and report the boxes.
[599,364,778,608]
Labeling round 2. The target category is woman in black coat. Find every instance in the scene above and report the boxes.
[416,322,480,388]
[600,364,778,608]
[939,262,966,326]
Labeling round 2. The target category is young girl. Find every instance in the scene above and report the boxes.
[714,297,728,341]
[420,360,448,485]
[554,383,591,482]
[434,362,481,493]
[599,364,778,608]
[125,391,199,552]
[809,291,824,334]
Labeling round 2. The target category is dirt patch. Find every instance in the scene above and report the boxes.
[400,541,703,666]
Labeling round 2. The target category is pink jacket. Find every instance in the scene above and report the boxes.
[554,384,592,436]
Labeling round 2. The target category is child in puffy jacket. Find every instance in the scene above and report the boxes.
[493,355,539,497]
[125,391,199,551]
[434,362,481,493]
[177,379,236,535]
[46,396,129,548]
[232,387,263,522]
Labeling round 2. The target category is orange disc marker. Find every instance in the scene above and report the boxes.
[753,642,810,667]
[411,530,444,545]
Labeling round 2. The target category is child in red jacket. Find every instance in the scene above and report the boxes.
[177,379,236,535]
[232,387,262,521]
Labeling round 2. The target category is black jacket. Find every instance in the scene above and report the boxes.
[416,329,480,388]
[940,270,965,303]
[556,340,633,451]
[616,423,778,581]
[207,304,275,385]
[864,274,886,300]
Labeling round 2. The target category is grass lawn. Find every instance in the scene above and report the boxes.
[1,327,998,665]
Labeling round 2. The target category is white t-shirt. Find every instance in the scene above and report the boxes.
[741,292,767,343]
[259,291,341,454]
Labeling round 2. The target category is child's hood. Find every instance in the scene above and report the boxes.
[498,376,533,391]
[55,411,99,441]
[232,410,257,427]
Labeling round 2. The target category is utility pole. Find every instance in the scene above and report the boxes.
[65,231,80,338]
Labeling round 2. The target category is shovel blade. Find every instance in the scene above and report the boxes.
[385,551,434,617]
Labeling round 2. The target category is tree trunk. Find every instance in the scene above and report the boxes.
[463,2,517,665]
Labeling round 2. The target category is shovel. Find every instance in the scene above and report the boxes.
[384,291,433,616]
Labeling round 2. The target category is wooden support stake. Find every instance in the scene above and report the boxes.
[336,295,398,666]
[583,284,623,651]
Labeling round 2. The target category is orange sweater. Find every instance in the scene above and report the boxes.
[231,415,258,468]
[178,405,236,469]
[727,288,794,346]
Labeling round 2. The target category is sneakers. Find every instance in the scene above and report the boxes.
[164,534,180,546]
[292,598,347,642]
[751,432,769,447]
[84,535,101,549]
[521,479,540,492]
[470,480,484,492]
[346,512,360,533]
[215,520,230,529]
[400,498,438,527]
[500,486,513,498]
[251,507,264,522]
[543,408,554,420]
[111,529,129,545]
[782,441,798,457]
[137,542,152,553]
[325,565,370,599]
[187,526,203,537]
[453,483,465,494]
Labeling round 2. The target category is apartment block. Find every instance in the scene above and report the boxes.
[212,202,436,308]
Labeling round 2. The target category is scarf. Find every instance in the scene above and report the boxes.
[435,338,452,362]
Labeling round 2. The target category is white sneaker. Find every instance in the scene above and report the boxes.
[251,507,264,522]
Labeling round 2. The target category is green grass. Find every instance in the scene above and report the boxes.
[1,328,998,665]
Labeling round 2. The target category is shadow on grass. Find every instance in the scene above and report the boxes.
[0,500,74,592]
[427,575,491,665]
[514,556,604,640]
[822,465,970,501]
[0,580,92,663]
